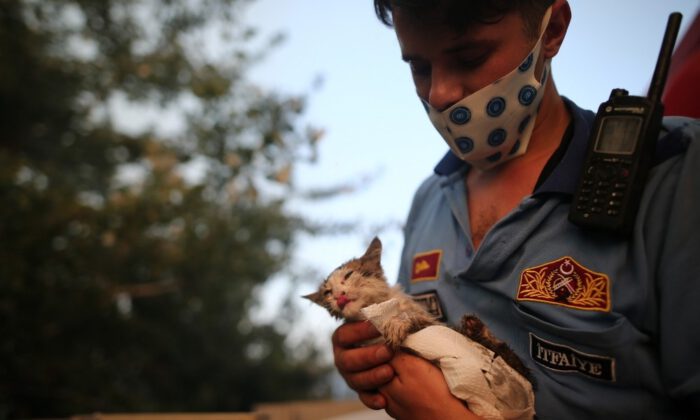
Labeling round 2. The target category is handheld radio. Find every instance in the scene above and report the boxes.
[568,12,683,235]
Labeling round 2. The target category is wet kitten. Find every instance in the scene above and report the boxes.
[303,237,435,349]
[303,237,532,383]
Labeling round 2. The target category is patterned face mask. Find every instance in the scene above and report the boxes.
[425,8,552,171]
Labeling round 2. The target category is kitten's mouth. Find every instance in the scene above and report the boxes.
[336,294,350,309]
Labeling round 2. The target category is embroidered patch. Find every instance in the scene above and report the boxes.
[530,333,616,382]
[411,250,442,282]
[517,256,611,312]
[412,291,445,321]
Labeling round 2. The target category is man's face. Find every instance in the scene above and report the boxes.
[393,8,540,112]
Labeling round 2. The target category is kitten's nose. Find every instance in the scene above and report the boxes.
[337,294,350,309]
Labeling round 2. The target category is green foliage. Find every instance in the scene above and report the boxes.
[0,0,330,418]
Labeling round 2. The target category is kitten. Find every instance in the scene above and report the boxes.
[304,237,532,383]
[303,236,435,349]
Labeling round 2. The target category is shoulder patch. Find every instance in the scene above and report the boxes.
[411,250,442,282]
[530,333,616,382]
[517,256,611,312]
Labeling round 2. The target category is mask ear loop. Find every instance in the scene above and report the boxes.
[535,7,553,85]
[539,7,553,37]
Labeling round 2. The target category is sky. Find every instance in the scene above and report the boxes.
[240,0,700,362]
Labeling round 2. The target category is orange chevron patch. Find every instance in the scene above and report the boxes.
[517,256,611,312]
[411,250,442,282]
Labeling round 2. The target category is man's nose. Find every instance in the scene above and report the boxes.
[427,70,467,112]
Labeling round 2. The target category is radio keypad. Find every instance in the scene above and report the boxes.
[575,157,632,219]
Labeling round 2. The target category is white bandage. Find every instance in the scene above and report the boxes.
[361,299,535,420]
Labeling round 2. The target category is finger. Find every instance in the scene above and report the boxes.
[378,373,402,395]
[332,321,381,348]
[344,363,395,391]
[335,343,393,373]
[358,390,387,410]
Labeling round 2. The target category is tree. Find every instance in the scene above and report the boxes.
[0,0,330,417]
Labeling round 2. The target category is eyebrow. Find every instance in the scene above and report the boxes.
[401,53,421,62]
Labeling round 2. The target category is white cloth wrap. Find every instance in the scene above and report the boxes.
[361,299,535,420]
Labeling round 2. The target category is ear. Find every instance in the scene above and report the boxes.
[302,291,322,304]
[542,0,571,59]
[360,236,383,272]
[362,236,382,260]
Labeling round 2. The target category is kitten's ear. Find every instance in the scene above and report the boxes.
[362,237,382,259]
[360,237,383,272]
[302,291,323,305]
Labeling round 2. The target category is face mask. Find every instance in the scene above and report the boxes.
[425,8,552,171]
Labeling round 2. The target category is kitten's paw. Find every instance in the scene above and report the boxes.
[383,317,413,350]
[460,314,487,341]
[460,314,535,387]
[460,314,508,356]
[384,337,402,351]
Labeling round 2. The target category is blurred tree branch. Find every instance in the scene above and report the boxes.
[0,0,336,417]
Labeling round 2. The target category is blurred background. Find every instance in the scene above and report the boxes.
[1,0,698,418]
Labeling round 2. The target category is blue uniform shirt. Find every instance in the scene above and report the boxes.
[398,98,700,418]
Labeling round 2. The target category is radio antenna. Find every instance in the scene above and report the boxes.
[647,12,683,104]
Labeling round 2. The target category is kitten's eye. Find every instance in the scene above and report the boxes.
[323,290,332,296]
[344,271,354,280]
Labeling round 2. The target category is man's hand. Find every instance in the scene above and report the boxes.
[332,321,395,410]
[380,351,481,420]
[333,322,479,418]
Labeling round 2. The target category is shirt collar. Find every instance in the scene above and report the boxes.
[433,97,595,195]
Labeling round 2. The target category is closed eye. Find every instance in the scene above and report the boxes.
[402,54,430,78]
[344,271,354,280]
[407,60,430,78]
[456,52,489,71]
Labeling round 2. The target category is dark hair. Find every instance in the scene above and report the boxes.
[373,0,555,38]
